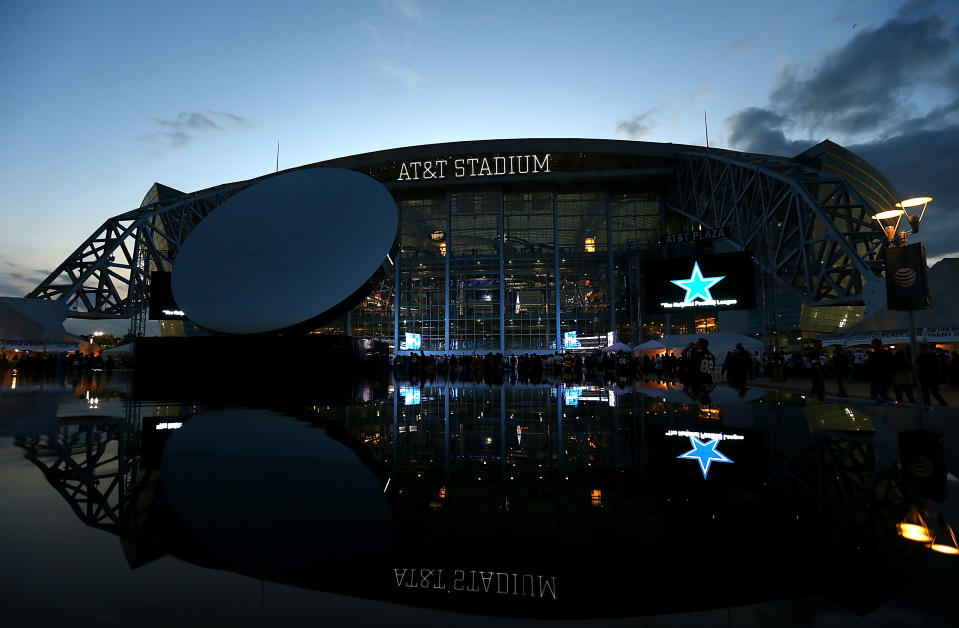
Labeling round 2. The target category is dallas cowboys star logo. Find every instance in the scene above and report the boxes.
[670,262,725,303]
[677,436,733,478]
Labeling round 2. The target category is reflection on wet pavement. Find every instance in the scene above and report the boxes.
[1,369,958,625]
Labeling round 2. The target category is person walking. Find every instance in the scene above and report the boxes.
[806,340,826,401]
[866,339,893,403]
[891,349,916,403]
[831,346,850,397]
[917,344,948,407]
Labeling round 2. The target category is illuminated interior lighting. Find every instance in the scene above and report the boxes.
[895,196,933,209]
[871,209,905,220]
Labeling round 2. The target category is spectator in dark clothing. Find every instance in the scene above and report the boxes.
[806,340,826,401]
[891,349,916,403]
[682,338,716,401]
[831,346,850,397]
[722,343,750,396]
[918,344,948,406]
[866,339,893,403]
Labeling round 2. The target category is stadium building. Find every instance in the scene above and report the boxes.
[28,138,896,354]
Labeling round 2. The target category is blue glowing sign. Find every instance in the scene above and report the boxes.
[399,386,421,406]
[563,331,582,349]
[563,386,583,406]
[671,261,725,303]
[645,252,755,314]
[405,332,422,350]
[677,436,733,478]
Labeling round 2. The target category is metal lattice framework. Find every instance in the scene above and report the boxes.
[670,151,887,306]
[26,182,251,319]
[16,417,146,535]
[26,148,892,325]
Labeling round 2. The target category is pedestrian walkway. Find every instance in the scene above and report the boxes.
[749,376,959,411]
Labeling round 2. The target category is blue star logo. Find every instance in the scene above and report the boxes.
[677,436,733,478]
[671,262,725,303]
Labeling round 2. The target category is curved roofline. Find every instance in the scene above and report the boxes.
[310,137,721,169]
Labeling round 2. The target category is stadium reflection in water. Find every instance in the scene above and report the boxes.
[2,369,957,623]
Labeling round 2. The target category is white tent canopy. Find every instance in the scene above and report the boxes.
[0,297,82,352]
[102,343,133,355]
[602,341,632,352]
[633,339,666,352]
[659,332,763,364]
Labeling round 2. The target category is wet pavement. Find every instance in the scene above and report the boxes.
[1,368,958,627]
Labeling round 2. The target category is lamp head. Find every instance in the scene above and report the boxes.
[895,196,933,209]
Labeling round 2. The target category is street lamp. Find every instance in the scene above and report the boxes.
[897,504,933,542]
[872,207,906,243]
[879,197,933,416]
[872,197,932,243]
[896,196,932,235]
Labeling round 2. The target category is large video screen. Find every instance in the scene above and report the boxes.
[644,251,756,314]
[148,271,187,320]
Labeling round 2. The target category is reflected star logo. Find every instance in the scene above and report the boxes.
[670,262,724,302]
[677,436,733,478]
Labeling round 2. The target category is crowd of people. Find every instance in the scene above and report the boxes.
[393,338,722,399]
[752,340,957,405]
[5,338,956,407]
[0,351,131,372]
[393,337,958,407]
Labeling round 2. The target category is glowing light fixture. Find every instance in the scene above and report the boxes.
[590,489,602,506]
[896,196,932,234]
[584,237,596,253]
[875,197,933,242]
[930,515,959,555]
[872,207,906,243]
[871,209,905,221]
[896,196,933,209]
[897,505,933,543]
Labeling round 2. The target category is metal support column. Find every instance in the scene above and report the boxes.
[607,193,616,337]
[499,189,505,353]
[392,387,399,491]
[556,383,565,534]
[500,386,507,517]
[393,201,401,355]
[553,191,562,352]
[445,191,452,352]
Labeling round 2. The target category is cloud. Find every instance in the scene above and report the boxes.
[0,257,51,298]
[723,8,959,259]
[155,111,223,131]
[724,36,754,54]
[360,21,383,46]
[616,110,657,139]
[850,125,959,260]
[396,0,423,21]
[618,92,708,141]
[725,107,815,156]
[141,110,251,148]
[769,13,956,137]
[378,63,420,86]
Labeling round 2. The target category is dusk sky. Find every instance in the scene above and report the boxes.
[1,0,957,335]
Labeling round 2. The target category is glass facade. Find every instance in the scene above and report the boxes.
[346,181,664,354]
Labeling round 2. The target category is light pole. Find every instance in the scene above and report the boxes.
[872,197,932,417]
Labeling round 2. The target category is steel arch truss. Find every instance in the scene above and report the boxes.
[27,183,251,318]
[670,152,886,305]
